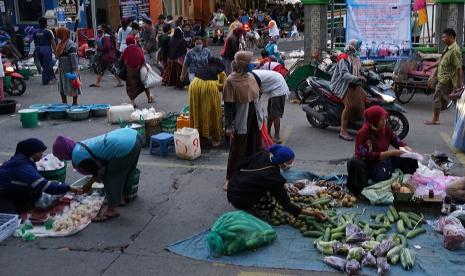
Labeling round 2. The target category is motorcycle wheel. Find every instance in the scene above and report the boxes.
[294,79,308,101]
[395,86,415,104]
[388,110,409,140]
[6,78,27,96]
[305,101,329,129]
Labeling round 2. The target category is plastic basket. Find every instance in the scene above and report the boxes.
[125,168,140,202]
[161,112,180,134]
[38,161,67,183]
[0,213,20,242]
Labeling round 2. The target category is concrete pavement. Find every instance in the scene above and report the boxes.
[0,44,462,275]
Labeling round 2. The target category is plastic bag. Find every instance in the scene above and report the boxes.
[443,224,465,250]
[376,257,390,275]
[140,63,162,89]
[435,216,462,233]
[260,122,273,150]
[362,252,377,267]
[35,193,59,210]
[400,152,424,162]
[323,256,347,272]
[409,163,460,197]
[297,181,327,196]
[361,170,402,205]
[206,211,277,256]
[449,210,465,226]
[345,259,361,275]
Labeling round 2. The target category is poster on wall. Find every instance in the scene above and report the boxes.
[58,0,79,17]
[120,0,150,20]
[346,0,411,59]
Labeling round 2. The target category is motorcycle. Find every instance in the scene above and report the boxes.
[301,68,410,139]
[3,60,27,96]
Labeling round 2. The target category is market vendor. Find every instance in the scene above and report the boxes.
[52,128,142,222]
[346,106,418,196]
[227,145,326,221]
[0,138,78,214]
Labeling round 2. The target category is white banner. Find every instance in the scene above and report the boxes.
[346,0,411,59]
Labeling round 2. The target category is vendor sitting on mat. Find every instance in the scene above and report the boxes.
[0,138,79,214]
[52,128,142,222]
[346,106,418,196]
[227,144,326,221]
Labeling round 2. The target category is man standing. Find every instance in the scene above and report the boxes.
[252,69,291,144]
[154,15,166,36]
[424,28,463,125]
[140,17,157,65]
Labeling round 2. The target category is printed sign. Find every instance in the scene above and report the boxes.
[57,7,66,24]
[58,0,79,17]
[120,0,150,20]
[346,0,411,59]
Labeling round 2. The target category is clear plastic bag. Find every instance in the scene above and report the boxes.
[443,224,465,250]
[206,211,277,256]
[435,216,462,233]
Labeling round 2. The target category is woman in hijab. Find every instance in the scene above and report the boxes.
[56,27,81,105]
[227,145,326,221]
[346,106,418,196]
[166,28,188,89]
[330,39,367,141]
[0,138,77,214]
[264,35,283,65]
[122,35,154,106]
[188,57,226,147]
[52,128,143,222]
[223,51,264,185]
[220,27,245,75]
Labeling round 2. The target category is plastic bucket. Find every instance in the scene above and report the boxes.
[18,109,39,128]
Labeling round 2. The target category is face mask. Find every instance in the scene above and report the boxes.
[194,44,203,51]
[281,162,293,171]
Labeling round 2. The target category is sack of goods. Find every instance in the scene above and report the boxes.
[174,127,201,160]
[140,63,162,89]
[206,211,277,256]
[107,104,134,124]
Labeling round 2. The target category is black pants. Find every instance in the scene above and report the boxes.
[346,157,418,195]
[0,189,41,214]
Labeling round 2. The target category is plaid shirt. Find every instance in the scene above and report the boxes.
[438,42,462,87]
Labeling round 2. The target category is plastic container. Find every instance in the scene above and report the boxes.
[174,127,201,160]
[49,108,68,120]
[176,115,190,130]
[67,106,90,121]
[393,184,416,202]
[107,104,134,124]
[90,104,111,117]
[18,109,39,128]
[0,100,17,115]
[161,112,179,133]
[0,213,20,242]
[71,175,93,188]
[38,161,67,183]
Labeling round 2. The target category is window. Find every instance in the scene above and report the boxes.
[16,0,44,23]
[163,0,183,16]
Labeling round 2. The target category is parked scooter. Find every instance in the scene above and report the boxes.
[301,68,409,139]
[3,60,26,96]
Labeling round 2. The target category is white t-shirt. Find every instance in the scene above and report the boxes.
[256,61,281,71]
[117,27,133,52]
[252,69,290,98]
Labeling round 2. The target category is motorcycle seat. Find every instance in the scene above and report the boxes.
[310,78,331,92]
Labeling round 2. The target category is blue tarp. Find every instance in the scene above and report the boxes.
[167,171,465,274]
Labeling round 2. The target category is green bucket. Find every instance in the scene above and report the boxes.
[38,161,67,183]
[18,109,39,128]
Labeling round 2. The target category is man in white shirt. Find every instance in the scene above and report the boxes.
[252,69,290,143]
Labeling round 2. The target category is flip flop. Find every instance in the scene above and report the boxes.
[115,83,125,87]
[89,84,100,87]
[148,95,155,104]
[339,134,354,141]
[92,213,120,223]
[424,120,440,125]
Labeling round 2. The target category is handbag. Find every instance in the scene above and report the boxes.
[77,141,108,182]
[140,63,162,89]
[449,85,465,101]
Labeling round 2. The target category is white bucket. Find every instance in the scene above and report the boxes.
[174,127,201,160]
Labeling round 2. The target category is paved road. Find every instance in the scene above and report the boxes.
[0,43,463,276]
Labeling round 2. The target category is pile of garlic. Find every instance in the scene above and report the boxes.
[53,197,103,233]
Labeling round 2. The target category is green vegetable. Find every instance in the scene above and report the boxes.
[400,248,415,270]
[369,223,391,230]
[375,214,385,223]
[327,218,338,227]
[330,232,344,241]
[316,240,335,255]
[387,210,395,223]
[389,254,400,264]
[361,240,380,251]
[376,234,386,242]
[406,228,426,239]
[310,196,332,206]
[399,212,413,229]
[310,221,326,233]
[348,247,365,261]
[330,223,347,234]
[407,211,423,222]
[303,231,324,238]
[387,245,404,259]
[397,219,405,234]
[389,206,399,220]
[396,234,408,247]
[373,228,387,236]
[323,227,331,241]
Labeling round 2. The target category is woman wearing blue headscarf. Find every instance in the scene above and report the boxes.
[226,145,326,220]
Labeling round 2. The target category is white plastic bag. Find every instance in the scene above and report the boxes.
[107,104,134,124]
[140,63,162,88]
[174,128,201,160]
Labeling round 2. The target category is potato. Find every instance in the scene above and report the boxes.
[391,181,401,191]
[342,198,349,205]
[350,196,357,203]
[399,186,411,193]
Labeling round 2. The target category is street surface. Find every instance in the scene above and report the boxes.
[0,41,463,276]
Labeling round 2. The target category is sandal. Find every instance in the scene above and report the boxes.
[339,134,354,141]
[115,83,125,87]
[92,212,120,223]
[89,84,100,87]
[424,120,440,125]
[148,95,155,104]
